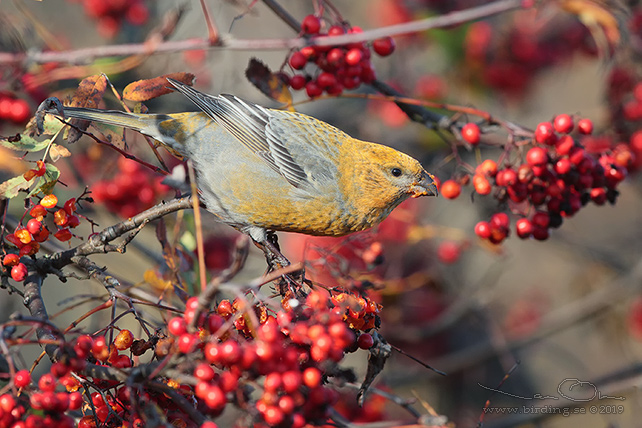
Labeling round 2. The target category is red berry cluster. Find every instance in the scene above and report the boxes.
[0,94,31,125]
[285,15,396,98]
[77,0,149,38]
[91,157,169,219]
[0,345,89,428]
[464,17,595,96]
[161,289,380,427]
[3,193,83,282]
[463,115,629,243]
[605,67,642,172]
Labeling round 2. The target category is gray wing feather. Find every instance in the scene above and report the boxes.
[167,78,308,188]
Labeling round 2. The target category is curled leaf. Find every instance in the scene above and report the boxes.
[0,133,51,152]
[245,58,292,105]
[49,144,72,162]
[67,74,108,143]
[123,72,196,102]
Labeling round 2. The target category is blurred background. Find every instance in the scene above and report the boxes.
[1,1,642,427]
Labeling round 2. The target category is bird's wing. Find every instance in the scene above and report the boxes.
[167,78,308,189]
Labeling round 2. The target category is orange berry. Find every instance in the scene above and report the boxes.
[440,180,461,199]
[40,194,58,209]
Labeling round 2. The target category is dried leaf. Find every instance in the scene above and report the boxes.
[49,144,72,162]
[67,74,108,143]
[0,175,29,200]
[100,128,126,150]
[123,72,196,102]
[245,58,292,105]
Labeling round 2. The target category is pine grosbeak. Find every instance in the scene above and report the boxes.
[46,79,437,257]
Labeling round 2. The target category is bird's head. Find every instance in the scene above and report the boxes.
[341,142,437,226]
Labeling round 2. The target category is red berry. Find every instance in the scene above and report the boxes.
[372,37,396,56]
[220,340,241,365]
[317,72,337,88]
[290,75,306,90]
[553,114,573,134]
[440,180,461,199]
[531,211,550,228]
[555,158,572,175]
[9,99,30,123]
[0,395,16,413]
[357,333,374,349]
[326,48,344,66]
[167,316,187,336]
[577,118,593,134]
[263,406,284,426]
[0,97,12,119]
[2,254,19,267]
[194,363,215,382]
[461,123,481,144]
[515,218,533,239]
[474,221,492,239]
[328,25,345,36]
[526,147,548,167]
[534,122,555,145]
[126,2,149,25]
[305,81,322,98]
[14,370,31,388]
[437,241,461,264]
[289,52,307,70]
[302,367,321,388]
[264,372,282,392]
[554,136,574,158]
[345,48,363,66]
[38,374,56,392]
[26,219,42,235]
[281,371,301,394]
[204,385,225,410]
[473,174,491,195]
[490,212,510,229]
[11,263,27,282]
[301,15,321,34]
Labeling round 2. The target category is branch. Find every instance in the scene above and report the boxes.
[46,196,194,271]
[0,0,523,66]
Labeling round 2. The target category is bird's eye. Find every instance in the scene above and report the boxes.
[391,167,402,177]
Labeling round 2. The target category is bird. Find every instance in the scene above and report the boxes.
[44,78,438,265]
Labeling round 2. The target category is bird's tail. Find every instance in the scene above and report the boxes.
[49,107,189,157]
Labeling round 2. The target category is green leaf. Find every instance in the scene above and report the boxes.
[0,175,29,200]
[0,134,52,152]
[28,163,60,196]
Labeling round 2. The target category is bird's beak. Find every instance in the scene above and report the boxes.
[409,171,438,198]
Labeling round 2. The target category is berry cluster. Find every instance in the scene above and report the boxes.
[442,115,632,244]
[285,15,396,98]
[606,67,642,172]
[0,94,31,125]
[91,157,170,219]
[463,16,595,96]
[162,289,380,427]
[3,193,84,281]
[77,0,149,38]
